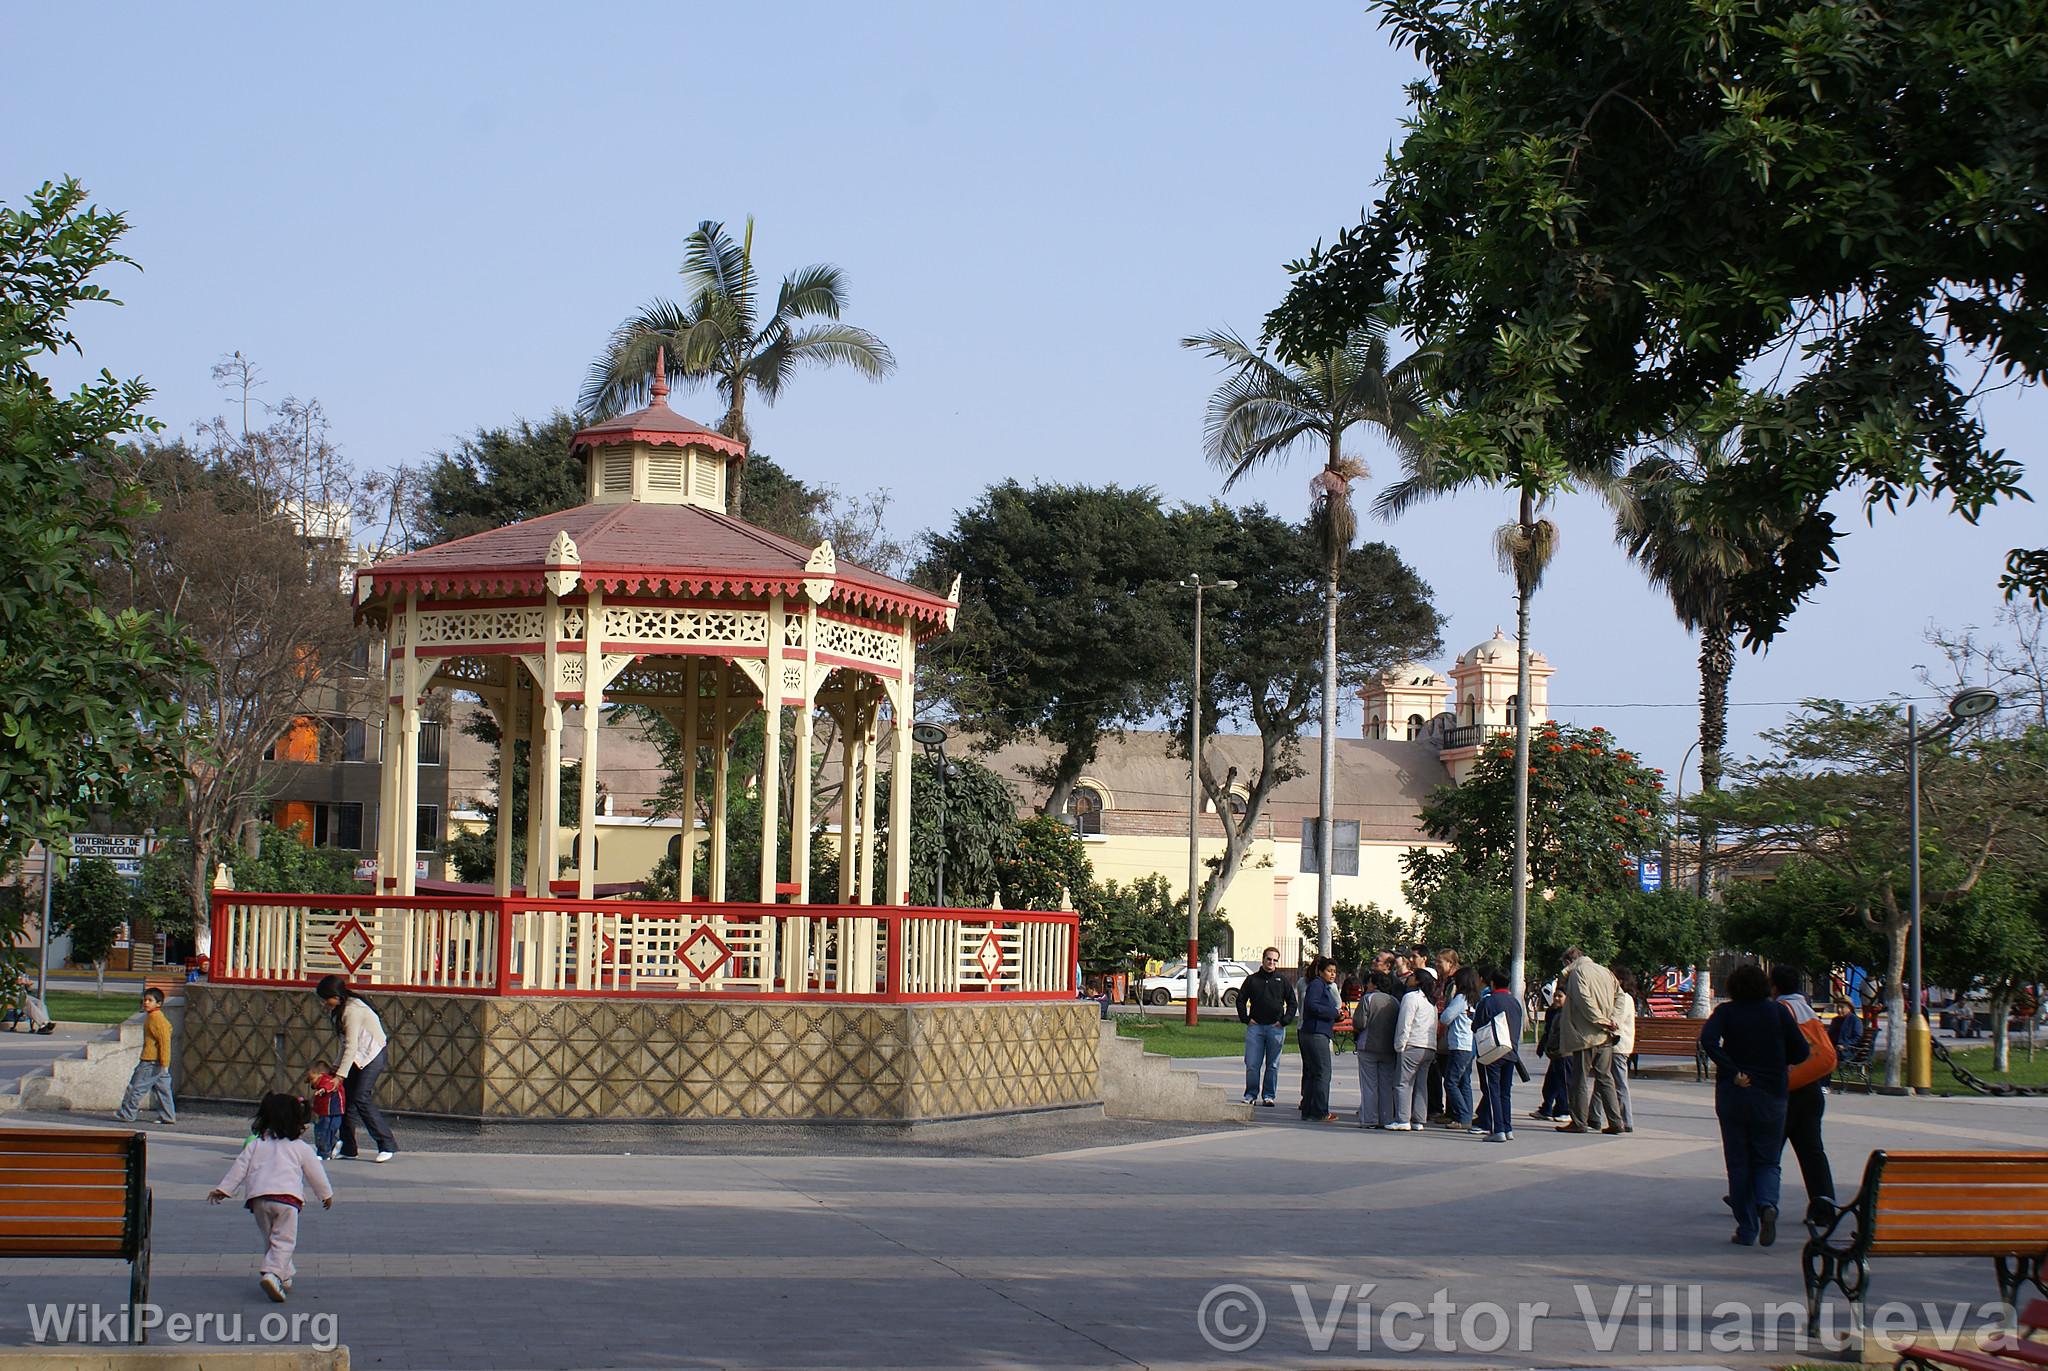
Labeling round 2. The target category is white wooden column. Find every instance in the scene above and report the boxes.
[790,602,816,903]
[537,589,563,900]
[524,661,544,894]
[576,589,602,902]
[710,667,732,903]
[837,691,859,905]
[758,596,785,903]
[395,589,422,899]
[858,701,879,906]
[678,659,701,902]
[492,677,516,898]
[886,701,913,907]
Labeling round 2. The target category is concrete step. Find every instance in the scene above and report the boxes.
[0,1014,148,1113]
[1097,1020,1248,1123]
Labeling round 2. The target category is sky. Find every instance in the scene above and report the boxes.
[8,2,2041,792]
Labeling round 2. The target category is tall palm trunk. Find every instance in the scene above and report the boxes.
[1509,486,1534,1001]
[1317,558,1339,957]
[1696,617,1733,897]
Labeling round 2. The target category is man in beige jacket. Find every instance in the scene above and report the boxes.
[1557,947,1624,1134]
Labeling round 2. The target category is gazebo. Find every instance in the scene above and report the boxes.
[186,362,1093,1126]
[353,356,957,915]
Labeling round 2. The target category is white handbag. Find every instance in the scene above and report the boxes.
[1475,1014,1517,1065]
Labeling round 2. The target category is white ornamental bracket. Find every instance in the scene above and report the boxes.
[803,539,836,606]
[544,531,582,598]
[945,572,961,630]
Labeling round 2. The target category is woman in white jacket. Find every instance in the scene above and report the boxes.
[209,1092,334,1303]
[1391,968,1440,1131]
[315,975,397,1162]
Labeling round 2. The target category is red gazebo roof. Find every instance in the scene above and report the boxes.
[356,500,953,626]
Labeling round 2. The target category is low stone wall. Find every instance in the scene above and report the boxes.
[182,986,1101,1123]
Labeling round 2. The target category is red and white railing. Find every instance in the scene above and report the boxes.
[207,892,1078,1001]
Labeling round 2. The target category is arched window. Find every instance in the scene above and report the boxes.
[1463,695,1478,725]
[1369,714,1383,740]
[1506,693,1520,722]
[1066,785,1103,836]
[1406,713,1425,740]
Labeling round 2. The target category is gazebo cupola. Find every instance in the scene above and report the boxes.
[573,349,746,512]
[351,357,957,924]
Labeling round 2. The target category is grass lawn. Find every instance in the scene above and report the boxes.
[41,990,144,1025]
[1114,1016,1258,1058]
[1928,1042,2048,1095]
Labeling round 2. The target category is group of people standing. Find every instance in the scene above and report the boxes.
[1235,941,1840,1249]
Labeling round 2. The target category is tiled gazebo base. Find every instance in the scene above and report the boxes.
[182,985,1102,1123]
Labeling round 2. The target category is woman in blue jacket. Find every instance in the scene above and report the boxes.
[1699,963,1809,1247]
[1298,957,1340,1122]
[1472,969,1525,1142]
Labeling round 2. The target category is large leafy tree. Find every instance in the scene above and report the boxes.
[1409,719,1670,899]
[1172,503,1440,924]
[580,219,893,515]
[1695,706,2048,1085]
[1267,0,2044,623]
[415,413,583,545]
[1183,320,1426,956]
[50,856,134,993]
[0,179,188,886]
[922,482,1184,819]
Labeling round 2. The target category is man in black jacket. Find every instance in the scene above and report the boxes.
[1237,947,1296,1106]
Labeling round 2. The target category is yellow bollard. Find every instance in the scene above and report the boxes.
[1908,1011,1934,1091]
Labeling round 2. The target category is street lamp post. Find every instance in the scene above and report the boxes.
[911,723,950,907]
[1906,686,2001,1090]
[1179,574,1235,1028]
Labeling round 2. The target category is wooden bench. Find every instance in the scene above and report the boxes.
[142,971,187,1000]
[1804,1150,2048,1335]
[1631,1015,1708,1081]
[1894,1295,2048,1370]
[0,1128,153,1341]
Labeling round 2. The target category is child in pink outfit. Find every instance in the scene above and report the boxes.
[209,1092,334,1303]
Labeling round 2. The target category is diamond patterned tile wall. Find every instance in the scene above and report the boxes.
[186,986,1100,1122]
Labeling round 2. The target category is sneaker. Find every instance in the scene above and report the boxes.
[281,1278,293,1292]
[260,1273,286,1303]
[1485,1131,1506,1143]
[373,1151,395,1163]
[34,1023,55,1035]
[1258,1099,1276,1107]
[1239,1094,1256,1105]
[156,1117,176,1126]
[1467,1126,1489,1136]
[1505,1130,1515,1140]
[333,1153,358,1162]
[1527,1109,1553,1121]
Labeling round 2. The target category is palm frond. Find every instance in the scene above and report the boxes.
[578,300,701,419]
[748,322,896,403]
[681,220,757,336]
[773,263,848,324]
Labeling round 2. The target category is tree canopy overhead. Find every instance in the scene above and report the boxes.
[1267,0,2045,630]
[0,179,188,876]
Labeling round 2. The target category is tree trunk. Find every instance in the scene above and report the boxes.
[1508,488,1535,1002]
[93,959,105,995]
[186,838,212,953]
[1316,562,1339,957]
[1884,910,1909,1088]
[1697,619,1733,897]
[1991,987,2012,1073]
[1039,737,1094,823]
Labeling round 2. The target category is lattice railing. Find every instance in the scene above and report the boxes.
[208,894,1076,1001]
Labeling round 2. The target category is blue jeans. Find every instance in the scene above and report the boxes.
[115,1061,175,1122]
[1481,1059,1517,1135]
[1717,1084,1789,1240]
[1444,1048,1476,1125]
[313,1115,343,1158]
[1243,1023,1283,1101]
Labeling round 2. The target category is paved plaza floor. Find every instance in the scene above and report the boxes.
[2,1054,2044,1370]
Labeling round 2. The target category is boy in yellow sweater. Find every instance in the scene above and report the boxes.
[113,987,176,1125]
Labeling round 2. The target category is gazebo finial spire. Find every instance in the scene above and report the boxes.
[651,346,669,404]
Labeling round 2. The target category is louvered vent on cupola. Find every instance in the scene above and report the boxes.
[600,448,633,494]
[646,448,685,492]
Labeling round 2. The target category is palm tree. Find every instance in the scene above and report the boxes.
[581,219,894,512]
[1606,418,1791,905]
[1182,319,1427,956]
[1376,436,1607,1001]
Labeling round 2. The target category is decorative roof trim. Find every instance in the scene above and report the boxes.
[569,427,748,460]
[357,566,955,626]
